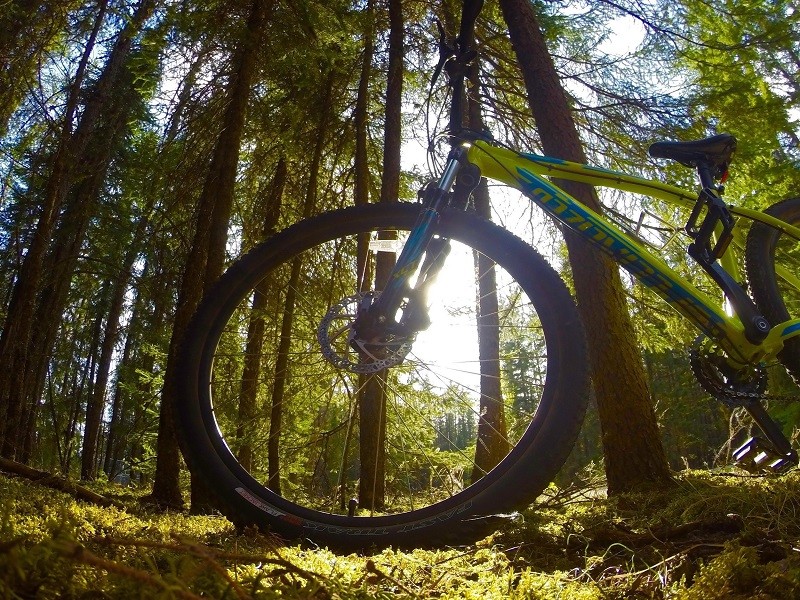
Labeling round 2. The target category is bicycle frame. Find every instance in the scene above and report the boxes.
[371,0,799,375]
[464,139,800,368]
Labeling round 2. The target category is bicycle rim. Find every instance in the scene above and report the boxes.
[178,203,587,545]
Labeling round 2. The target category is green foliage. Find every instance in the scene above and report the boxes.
[672,0,800,206]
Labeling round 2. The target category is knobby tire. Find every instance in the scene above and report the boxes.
[746,196,800,383]
[175,203,589,549]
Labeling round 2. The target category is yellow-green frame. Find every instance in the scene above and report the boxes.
[467,140,800,367]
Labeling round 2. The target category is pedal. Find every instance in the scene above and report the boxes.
[733,437,796,473]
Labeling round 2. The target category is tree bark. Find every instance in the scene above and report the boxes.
[264,72,334,495]
[354,0,375,210]
[0,457,122,508]
[471,177,510,481]
[21,74,139,465]
[0,0,156,461]
[0,0,110,460]
[498,0,673,493]
[80,241,138,480]
[103,315,134,480]
[235,158,287,472]
[129,260,169,487]
[357,0,403,512]
[351,0,382,509]
[379,0,403,208]
[265,259,301,495]
[148,0,275,511]
[464,5,509,483]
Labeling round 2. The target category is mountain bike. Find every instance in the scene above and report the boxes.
[174,0,800,549]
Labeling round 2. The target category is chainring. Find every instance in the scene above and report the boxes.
[689,336,767,407]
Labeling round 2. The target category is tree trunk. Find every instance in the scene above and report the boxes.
[464,7,508,483]
[0,457,121,507]
[22,168,107,463]
[379,0,403,208]
[0,0,109,460]
[352,0,380,509]
[264,73,334,496]
[235,158,286,472]
[101,217,153,479]
[80,282,112,481]
[80,241,137,480]
[61,322,88,476]
[130,260,169,487]
[265,258,301,495]
[354,0,375,210]
[471,178,510,480]
[0,0,156,461]
[351,0,378,345]
[357,0,403,512]
[147,0,274,510]
[103,316,134,479]
[235,283,266,474]
[498,0,673,493]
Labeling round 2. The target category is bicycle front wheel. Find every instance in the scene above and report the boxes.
[175,202,588,548]
[746,197,800,383]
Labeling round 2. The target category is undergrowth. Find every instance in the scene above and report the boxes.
[1,469,799,599]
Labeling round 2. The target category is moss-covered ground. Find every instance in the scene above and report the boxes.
[2,470,799,599]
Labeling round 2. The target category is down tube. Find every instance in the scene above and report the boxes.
[516,173,740,349]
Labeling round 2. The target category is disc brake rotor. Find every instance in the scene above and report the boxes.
[317,292,415,374]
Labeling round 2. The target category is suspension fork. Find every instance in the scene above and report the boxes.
[369,145,470,319]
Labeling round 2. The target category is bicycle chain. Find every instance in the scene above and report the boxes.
[688,336,797,407]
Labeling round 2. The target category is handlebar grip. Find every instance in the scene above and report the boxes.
[457,0,484,47]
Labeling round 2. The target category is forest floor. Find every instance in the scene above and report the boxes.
[1,467,799,599]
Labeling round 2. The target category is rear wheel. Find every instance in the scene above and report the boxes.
[745,197,800,383]
[175,202,589,548]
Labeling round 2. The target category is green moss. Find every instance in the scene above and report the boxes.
[672,542,800,600]
[1,470,799,599]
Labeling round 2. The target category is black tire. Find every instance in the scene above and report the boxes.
[745,197,800,383]
[175,202,589,549]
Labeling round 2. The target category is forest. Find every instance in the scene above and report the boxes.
[1,0,799,596]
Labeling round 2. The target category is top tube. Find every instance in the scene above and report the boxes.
[468,140,697,208]
[464,139,796,364]
[467,140,800,243]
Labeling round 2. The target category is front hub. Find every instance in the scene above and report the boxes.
[317,292,414,373]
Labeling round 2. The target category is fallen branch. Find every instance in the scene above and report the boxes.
[0,457,122,508]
